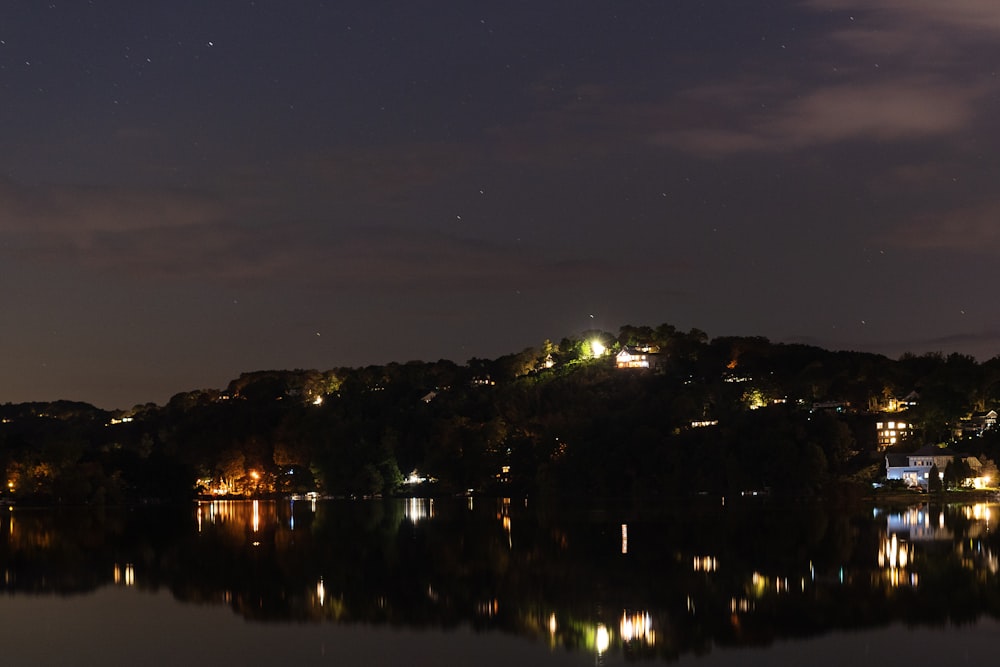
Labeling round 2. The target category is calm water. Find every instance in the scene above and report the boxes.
[1,497,999,666]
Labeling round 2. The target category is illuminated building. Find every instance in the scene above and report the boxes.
[885,445,983,489]
[615,345,664,370]
[876,419,913,449]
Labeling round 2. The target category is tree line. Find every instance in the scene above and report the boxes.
[3,323,1000,503]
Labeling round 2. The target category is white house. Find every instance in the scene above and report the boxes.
[616,346,664,370]
[885,445,983,489]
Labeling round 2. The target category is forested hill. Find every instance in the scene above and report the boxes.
[3,323,1000,504]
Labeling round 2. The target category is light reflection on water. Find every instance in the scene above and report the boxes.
[2,499,1000,665]
[405,496,433,523]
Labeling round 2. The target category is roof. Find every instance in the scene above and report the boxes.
[885,453,909,467]
[911,444,953,456]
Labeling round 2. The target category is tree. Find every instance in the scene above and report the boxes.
[928,464,943,493]
[944,458,973,489]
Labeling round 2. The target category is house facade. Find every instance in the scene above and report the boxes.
[885,445,983,489]
[616,346,664,370]
[876,419,913,450]
[955,409,998,439]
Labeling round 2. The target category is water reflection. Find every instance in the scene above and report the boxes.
[405,497,433,523]
[4,499,1000,663]
[620,610,655,645]
[877,534,916,588]
[113,562,135,587]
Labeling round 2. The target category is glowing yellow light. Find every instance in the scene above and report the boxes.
[595,624,610,654]
[590,340,606,357]
[549,613,557,636]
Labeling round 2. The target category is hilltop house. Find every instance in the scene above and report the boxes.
[885,445,985,489]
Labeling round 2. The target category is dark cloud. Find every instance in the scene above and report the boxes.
[886,202,1000,253]
[0,179,228,235]
[4,191,621,290]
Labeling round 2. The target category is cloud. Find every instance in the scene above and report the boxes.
[0,178,620,289]
[648,0,998,157]
[885,201,1000,252]
[802,0,1000,33]
[0,179,229,236]
[294,227,619,290]
[654,77,981,156]
[304,142,475,203]
[781,82,975,143]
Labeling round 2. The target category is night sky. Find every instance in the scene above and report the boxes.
[4,1,1000,409]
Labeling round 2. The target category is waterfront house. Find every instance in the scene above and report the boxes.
[885,445,984,489]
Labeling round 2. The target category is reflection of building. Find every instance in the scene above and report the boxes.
[620,611,655,646]
[877,533,917,588]
[885,506,951,541]
[405,497,434,523]
[877,503,1000,588]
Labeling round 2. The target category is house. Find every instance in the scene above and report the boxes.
[955,410,998,438]
[876,418,913,450]
[811,401,850,413]
[616,345,664,370]
[872,390,920,413]
[885,445,983,489]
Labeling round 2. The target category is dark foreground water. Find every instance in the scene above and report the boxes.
[1,496,999,666]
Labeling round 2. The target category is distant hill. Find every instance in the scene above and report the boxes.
[3,322,999,503]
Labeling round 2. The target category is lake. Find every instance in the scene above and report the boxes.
[1,496,999,666]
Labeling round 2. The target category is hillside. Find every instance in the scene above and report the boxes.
[3,323,1000,503]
